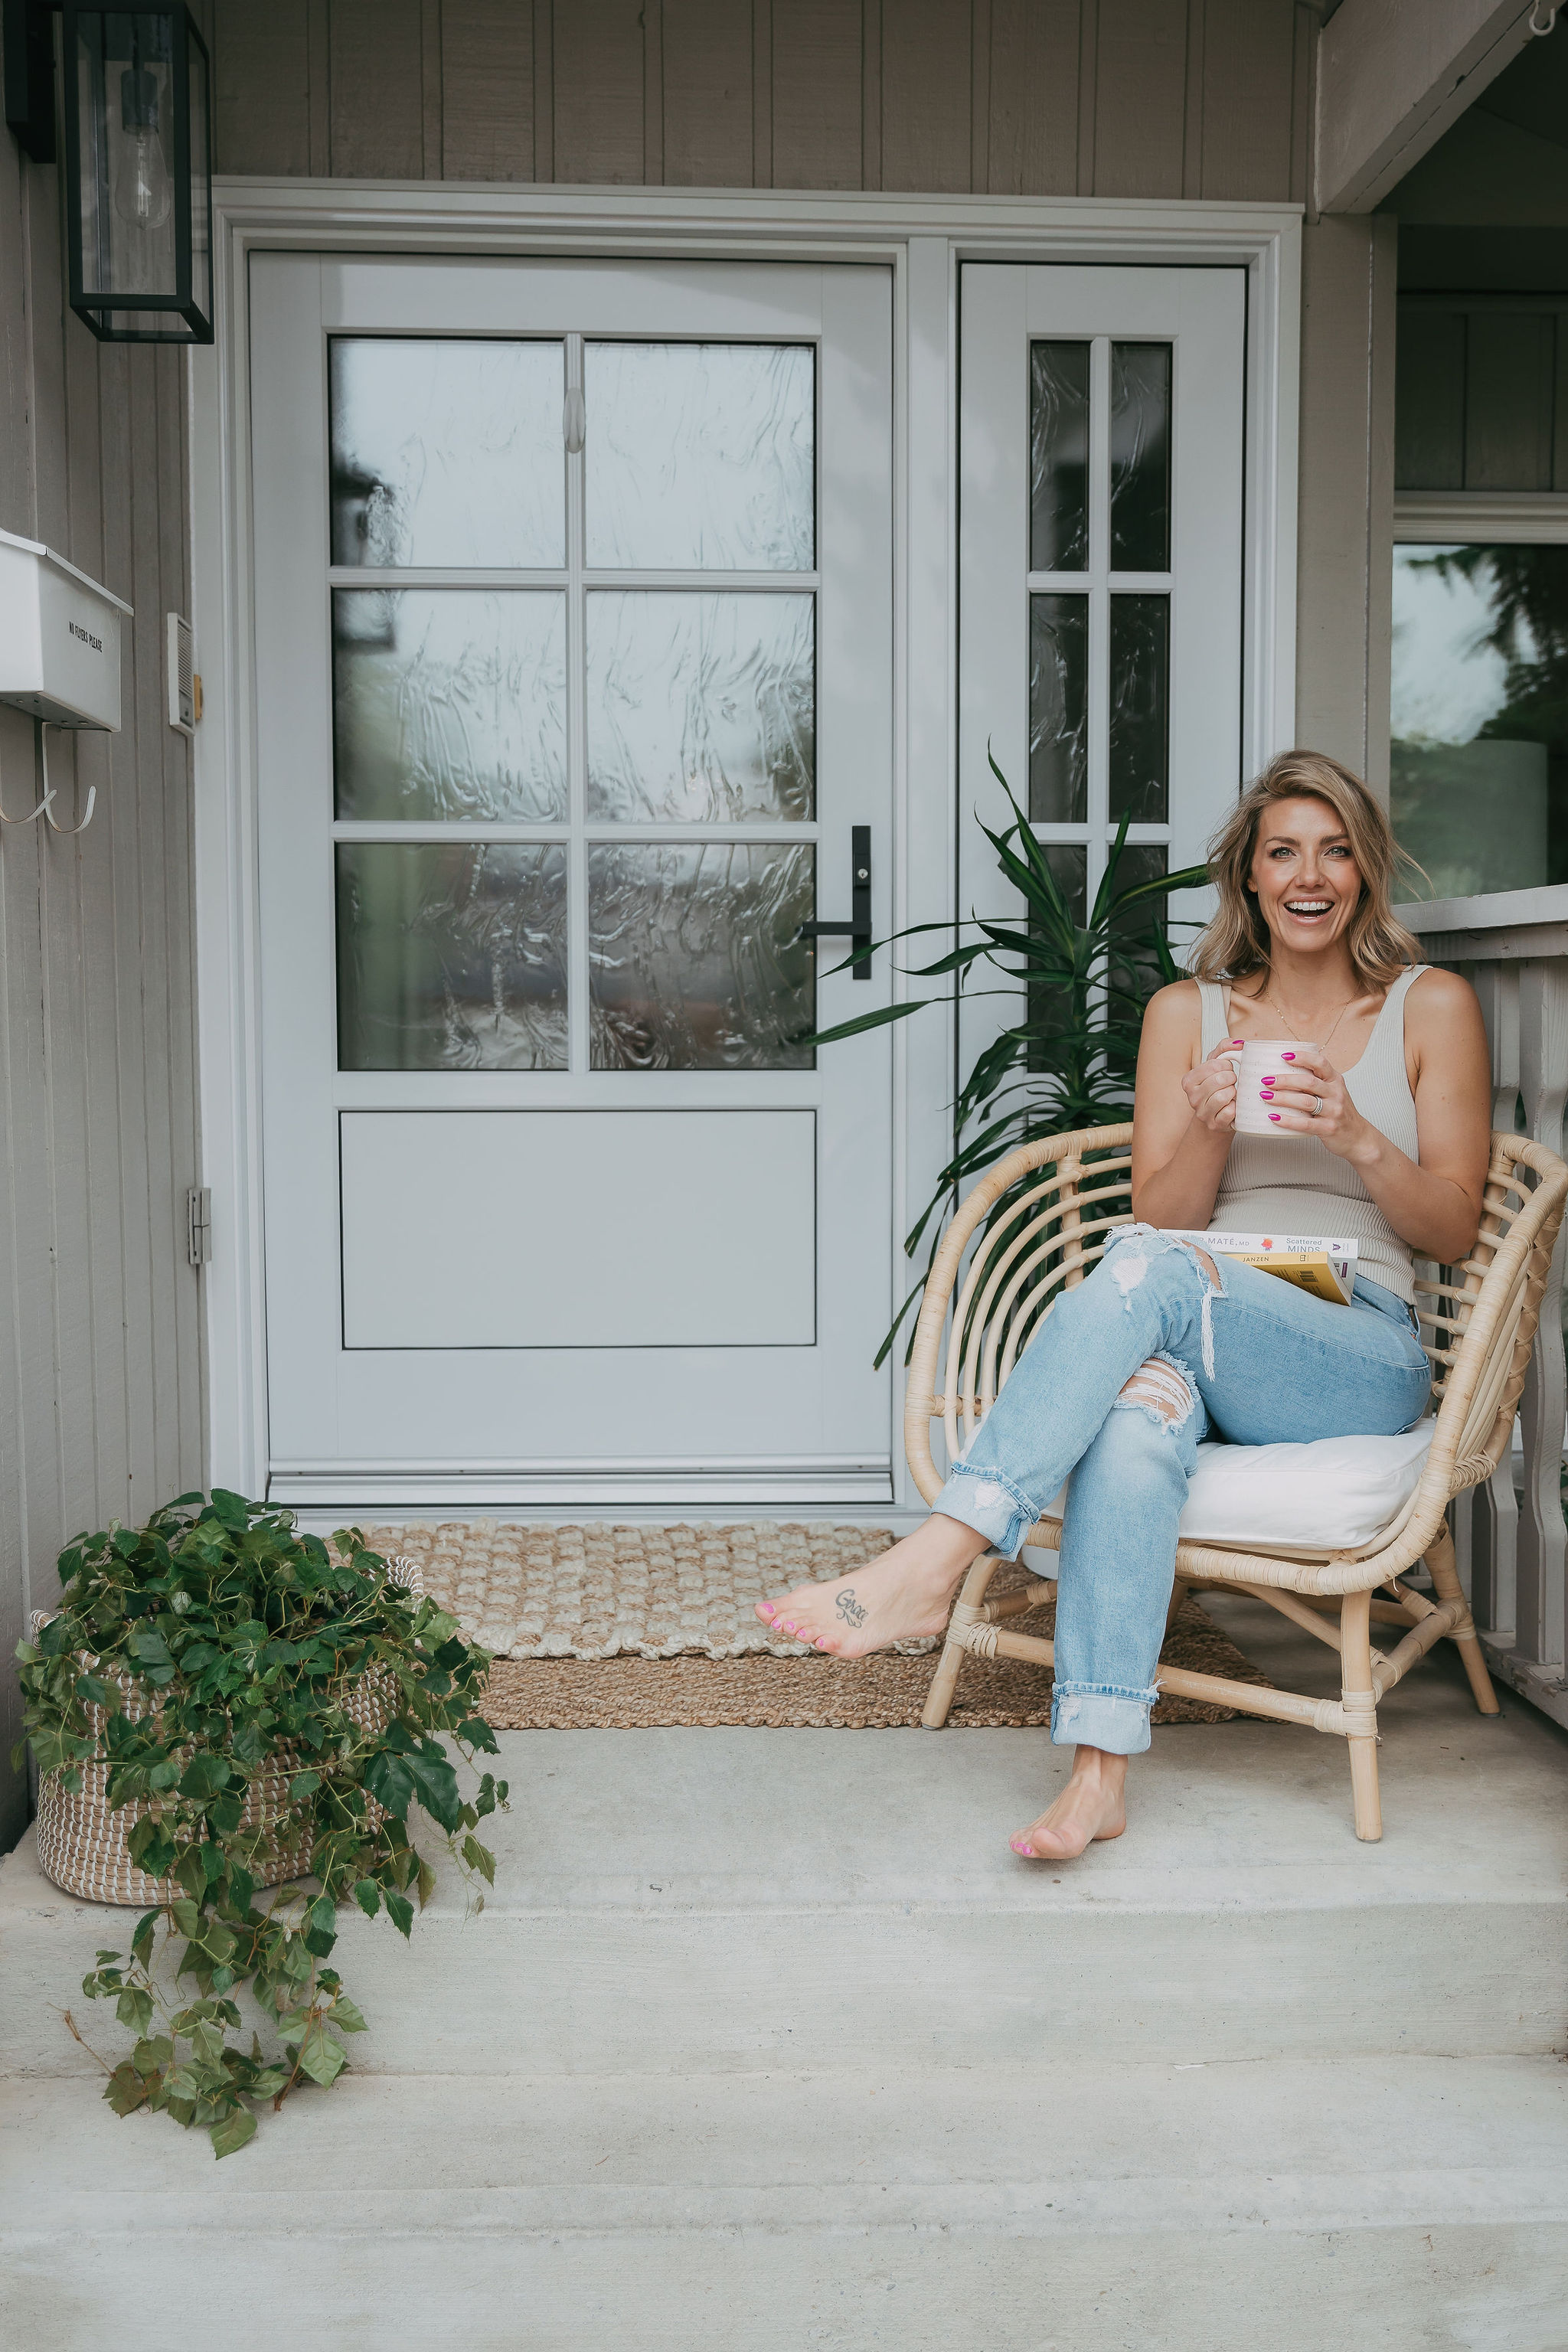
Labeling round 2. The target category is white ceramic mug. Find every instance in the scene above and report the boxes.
[1230,1039,1299,1136]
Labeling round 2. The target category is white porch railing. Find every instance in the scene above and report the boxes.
[1398,887,1568,1732]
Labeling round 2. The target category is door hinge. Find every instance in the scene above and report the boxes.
[186,1185,211,1268]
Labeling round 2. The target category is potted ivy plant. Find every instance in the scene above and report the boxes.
[15,1488,505,2158]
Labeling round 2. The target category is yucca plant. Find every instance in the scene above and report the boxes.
[812,756,1207,1362]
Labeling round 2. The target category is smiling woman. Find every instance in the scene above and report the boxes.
[756,750,1494,1864]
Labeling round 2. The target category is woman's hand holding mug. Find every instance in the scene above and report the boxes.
[1183,1040,1243,1135]
[1251,1043,1374,1164]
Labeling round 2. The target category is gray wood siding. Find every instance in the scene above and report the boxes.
[0,141,204,1848]
[209,0,1311,201]
[1397,297,1568,493]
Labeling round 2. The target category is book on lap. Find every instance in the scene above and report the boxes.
[1161,1229,1357,1307]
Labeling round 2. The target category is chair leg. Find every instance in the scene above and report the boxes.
[1164,1576,1187,1633]
[921,1551,1004,1729]
[1424,1521,1501,1717]
[1341,1588,1383,1843]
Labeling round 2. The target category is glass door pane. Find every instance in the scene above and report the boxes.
[328,333,821,1080]
[1027,331,1173,895]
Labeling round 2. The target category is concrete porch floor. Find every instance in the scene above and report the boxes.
[2,1598,1566,2349]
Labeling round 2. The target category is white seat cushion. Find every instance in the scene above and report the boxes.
[1039,1422,1435,1557]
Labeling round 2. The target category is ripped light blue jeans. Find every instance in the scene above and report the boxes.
[934,1227,1432,1756]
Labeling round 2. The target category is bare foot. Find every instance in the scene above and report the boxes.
[755,1515,990,1658]
[1010,1748,1128,1861]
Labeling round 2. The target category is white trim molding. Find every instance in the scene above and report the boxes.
[1394,492,1568,544]
[190,178,1302,1504]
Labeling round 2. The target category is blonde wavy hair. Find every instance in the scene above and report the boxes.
[1189,750,1423,991]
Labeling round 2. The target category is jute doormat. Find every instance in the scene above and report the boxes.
[479,1592,1275,1731]
[357,1519,1272,1730]
[360,1519,914,1658]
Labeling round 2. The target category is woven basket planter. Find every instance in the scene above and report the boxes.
[33,1555,424,1907]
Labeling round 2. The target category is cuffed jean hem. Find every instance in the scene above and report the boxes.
[1050,1681,1160,1756]
[933,1462,1041,1560]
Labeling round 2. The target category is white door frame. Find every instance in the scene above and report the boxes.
[190,180,1301,1517]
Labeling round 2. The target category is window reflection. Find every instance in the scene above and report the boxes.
[1391,544,1568,897]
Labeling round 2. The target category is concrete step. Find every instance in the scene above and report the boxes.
[4,1610,1566,2076]
[4,2059,1566,2350]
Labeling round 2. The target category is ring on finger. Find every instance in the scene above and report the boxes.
[1311,1095,1324,1117]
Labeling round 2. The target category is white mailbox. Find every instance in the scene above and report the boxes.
[0,528,132,731]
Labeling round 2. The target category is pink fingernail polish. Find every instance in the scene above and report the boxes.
[1282,1052,1296,1061]
[1268,1112,1282,1122]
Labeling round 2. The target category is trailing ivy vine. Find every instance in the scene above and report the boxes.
[15,1489,506,2158]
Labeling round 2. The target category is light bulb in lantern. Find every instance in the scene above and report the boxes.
[111,66,173,230]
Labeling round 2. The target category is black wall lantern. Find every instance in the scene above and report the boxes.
[3,3,213,345]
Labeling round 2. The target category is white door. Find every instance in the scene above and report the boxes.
[250,256,894,1509]
[959,265,1245,1037]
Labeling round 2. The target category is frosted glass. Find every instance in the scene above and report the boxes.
[586,592,815,822]
[329,338,565,568]
[1030,342,1090,573]
[1108,594,1170,824]
[336,843,567,1071]
[1029,593,1088,823]
[1110,342,1172,572]
[588,842,815,1070]
[584,342,815,570]
[333,590,567,822]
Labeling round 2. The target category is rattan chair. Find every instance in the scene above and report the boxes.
[906,1124,1568,1840]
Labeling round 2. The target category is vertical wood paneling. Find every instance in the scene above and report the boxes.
[0,135,202,1844]
[970,0,991,194]
[308,0,333,173]
[1092,0,1187,198]
[214,0,312,173]
[987,0,1080,196]
[207,0,1311,202]
[1198,0,1295,201]
[1076,0,1098,194]
[1181,0,1204,198]
[129,356,182,1507]
[880,0,972,193]
[1467,313,1556,492]
[771,0,863,189]
[329,0,426,176]
[442,0,535,180]
[534,0,555,180]
[862,0,882,188]
[752,0,773,186]
[664,1,754,186]
[421,0,444,175]
[98,344,158,1529]
[156,345,204,1496]
[1395,308,1465,490]
[554,0,647,183]
[645,0,665,185]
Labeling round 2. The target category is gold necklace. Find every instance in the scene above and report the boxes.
[1255,988,1365,1058]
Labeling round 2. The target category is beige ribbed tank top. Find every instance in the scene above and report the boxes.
[1195,966,1427,1305]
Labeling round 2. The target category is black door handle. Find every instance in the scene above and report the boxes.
[799,825,872,979]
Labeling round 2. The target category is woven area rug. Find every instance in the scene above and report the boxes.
[358,1518,1272,1730]
[361,1519,913,1659]
[480,1590,1274,1730]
